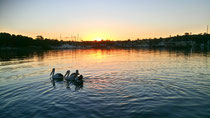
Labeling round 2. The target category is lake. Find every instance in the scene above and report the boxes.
[0,49,210,118]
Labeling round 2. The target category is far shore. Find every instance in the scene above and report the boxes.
[1,32,210,51]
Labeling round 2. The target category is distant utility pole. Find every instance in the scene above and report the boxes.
[71,35,73,41]
[207,25,209,34]
[77,34,79,41]
[60,34,62,40]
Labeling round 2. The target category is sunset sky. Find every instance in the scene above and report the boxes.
[0,0,210,41]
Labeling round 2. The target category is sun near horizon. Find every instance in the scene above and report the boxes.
[86,32,112,41]
[94,38,102,41]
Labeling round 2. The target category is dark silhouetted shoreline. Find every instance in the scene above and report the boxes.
[0,32,209,50]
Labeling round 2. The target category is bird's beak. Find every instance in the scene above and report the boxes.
[68,71,70,76]
[64,71,70,78]
[50,69,54,76]
[50,70,53,76]
[64,71,68,77]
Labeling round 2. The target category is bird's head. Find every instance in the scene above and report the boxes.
[50,68,55,76]
[78,75,83,80]
[64,70,70,78]
[76,70,79,75]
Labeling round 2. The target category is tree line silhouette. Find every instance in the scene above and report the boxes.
[0,32,61,49]
[0,32,209,49]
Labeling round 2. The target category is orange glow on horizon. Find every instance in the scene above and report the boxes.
[2,28,209,42]
[94,38,102,41]
[84,32,111,41]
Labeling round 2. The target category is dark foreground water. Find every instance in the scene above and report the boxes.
[0,49,210,118]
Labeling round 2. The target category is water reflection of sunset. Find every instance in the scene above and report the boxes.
[1,49,210,118]
[6,49,205,82]
[89,49,107,60]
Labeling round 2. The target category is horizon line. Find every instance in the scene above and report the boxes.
[0,31,209,42]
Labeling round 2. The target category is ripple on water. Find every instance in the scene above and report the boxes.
[0,49,210,118]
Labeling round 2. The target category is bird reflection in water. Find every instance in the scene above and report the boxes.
[50,78,84,91]
[72,81,84,91]
[66,75,84,91]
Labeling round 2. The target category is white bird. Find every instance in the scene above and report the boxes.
[64,70,79,82]
[50,68,64,81]
[64,70,80,88]
[75,75,84,83]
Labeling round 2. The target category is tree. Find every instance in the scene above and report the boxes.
[36,35,44,40]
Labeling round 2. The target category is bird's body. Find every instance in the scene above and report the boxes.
[50,68,64,81]
[75,75,84,83]
[65,74,77,81]
[64,70,84,88]
[64,70,79,82]
[52,73,64,81]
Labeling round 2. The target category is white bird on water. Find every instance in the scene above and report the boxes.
[64,70,83,88]
[64,70,79,82]
[50,68,64,81]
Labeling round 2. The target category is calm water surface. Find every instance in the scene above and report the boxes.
[0,49,210,118]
